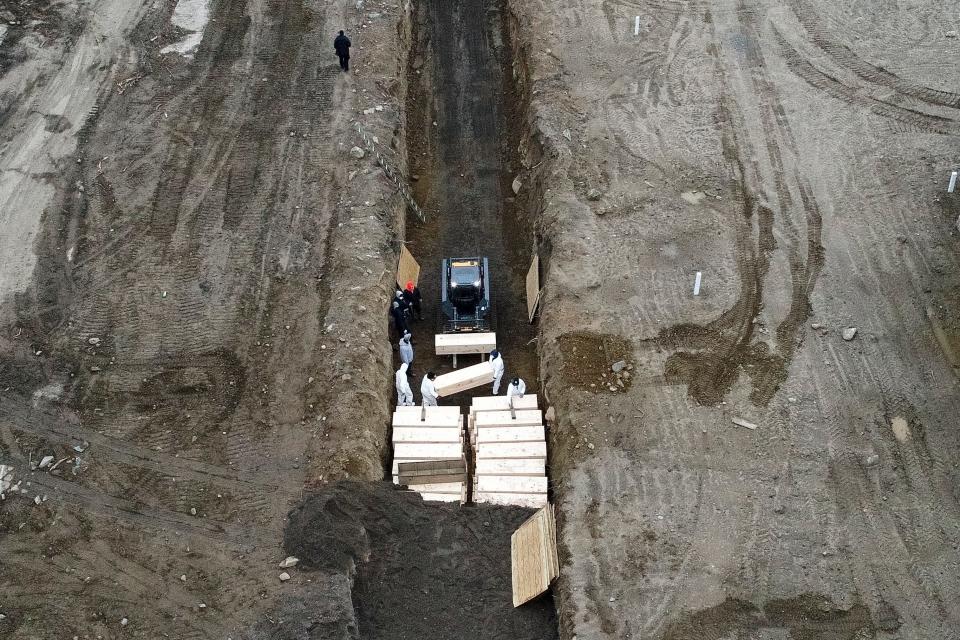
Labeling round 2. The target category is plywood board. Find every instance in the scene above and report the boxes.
[525,254,541,323]
[396,245,420,289]
[511,504,559,606]
[475,426,545,444]
[476,476,548,494]
[393,443,464,460]
[394,406,462,419]
[392,427,463,443]
[392,457,465,475]
[435,332,497,355]
[470,394,539,413]
[397,459,466,475]
[406,482,464,493]
[475,458,546,476]
[474,410,544,428]
[392,412,463,428]
[416,492,463,503]
[433,361,494,397]
[475,442,547,459]
[396,472,466,485]
[475,492,549,508]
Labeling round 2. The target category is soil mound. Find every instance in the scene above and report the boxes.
[284,481,557,640]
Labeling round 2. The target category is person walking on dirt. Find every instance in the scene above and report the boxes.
[507,377,526,399]
[396,363,414,406]
[391,300,409,337]
[334,30,351,72]
[421,371,439,406]
[489,350,505,394]
[403,280,422,321]
[399,332,414,370]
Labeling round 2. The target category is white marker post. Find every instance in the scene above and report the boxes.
[634,16,640,36]
[693,271,702,296]
[948,170,957,193]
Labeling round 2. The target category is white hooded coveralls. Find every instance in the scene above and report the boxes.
[420,376,439,406]
[489,353,505,394]
[507,378,526,398]
[395,363,414,406]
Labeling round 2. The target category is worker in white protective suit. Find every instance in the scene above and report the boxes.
[420,371,439,406]
[489,349,505,394]
[395,363,414,406]
[507,377,526,399]
[398,332,414,370]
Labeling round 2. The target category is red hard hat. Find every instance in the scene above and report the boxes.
[405,280,415,291]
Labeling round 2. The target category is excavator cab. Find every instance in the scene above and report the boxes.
[441,257,491,332]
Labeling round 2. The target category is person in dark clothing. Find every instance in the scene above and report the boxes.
[394,290,412,320]
[403,280,422,321]
[334,30,351,72]
[390,300,409,337]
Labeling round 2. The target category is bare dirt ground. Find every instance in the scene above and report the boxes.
[5,0,960,639]
[0,0,406,636]
[506,0,960,637]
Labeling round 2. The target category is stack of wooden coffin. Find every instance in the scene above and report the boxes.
[469,394,548,507]
[392,405,466,503]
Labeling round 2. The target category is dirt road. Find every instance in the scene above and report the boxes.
[507,0,960,637]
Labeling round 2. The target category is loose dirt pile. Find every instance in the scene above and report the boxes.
[261,481,557,640]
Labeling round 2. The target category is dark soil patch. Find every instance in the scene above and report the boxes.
[284,481,558,640]
[556,331,633,393]
[662,595,880,640]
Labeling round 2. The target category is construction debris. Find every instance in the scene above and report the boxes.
[731,417,758,430]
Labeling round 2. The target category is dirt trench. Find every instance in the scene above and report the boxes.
[400,0,539,401]
[312,1,558,637]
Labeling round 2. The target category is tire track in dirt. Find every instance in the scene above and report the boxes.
[647,0,825,408]
[788,0,960,110]
[773,28,960,136]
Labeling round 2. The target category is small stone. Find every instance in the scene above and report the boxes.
[611,360,626,373]
[349,146,365,159]
[773,504,785,514]
[190,507,197,516]
[279,572,291,582]
[89,366,101,372]
[562,129,571,141]
[947,30,958,38]
[341,374,352,381]
[512,176,522,194]
[810,323,822,329]
[544,406,556,422]
[38,456,54,469]
[842,327,858,341]
[279,556,299,569]
[864,453,880,467]
[88,337,101,346]
[198,603,206,609]
[587,188,602,201]
[120,618,128,626]
[587,442,595,450]
[180,574,187,582]
[34,495,41,505]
